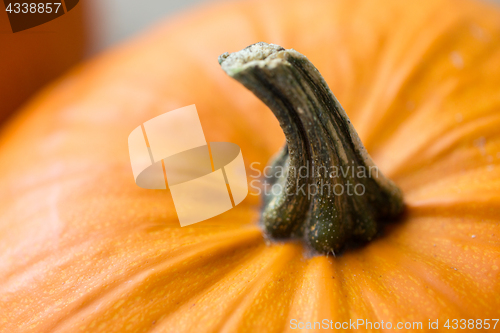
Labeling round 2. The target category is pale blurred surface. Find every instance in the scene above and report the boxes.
[87,0,500,53]
[87,0,216,53]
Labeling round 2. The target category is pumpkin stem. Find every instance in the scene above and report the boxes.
[219,42,404,254]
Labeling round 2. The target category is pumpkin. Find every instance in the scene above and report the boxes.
[1,0,499,331]
[0,2,87,123]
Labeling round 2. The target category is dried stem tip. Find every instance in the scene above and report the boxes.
[219,42,404,254]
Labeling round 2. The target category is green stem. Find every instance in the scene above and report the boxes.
[219,42,404,254]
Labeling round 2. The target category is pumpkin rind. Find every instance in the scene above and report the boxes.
[0,0,499,332]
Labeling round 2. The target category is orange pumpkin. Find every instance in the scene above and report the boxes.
[0,2,87,123]
[0,0,499,332]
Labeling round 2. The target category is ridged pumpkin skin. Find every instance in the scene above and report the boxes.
[0,0,499,332]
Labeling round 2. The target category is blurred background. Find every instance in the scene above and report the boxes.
[1,0,215,123]
[1,0,499,124]
[86,0,500,52]
[87,0,211,53]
